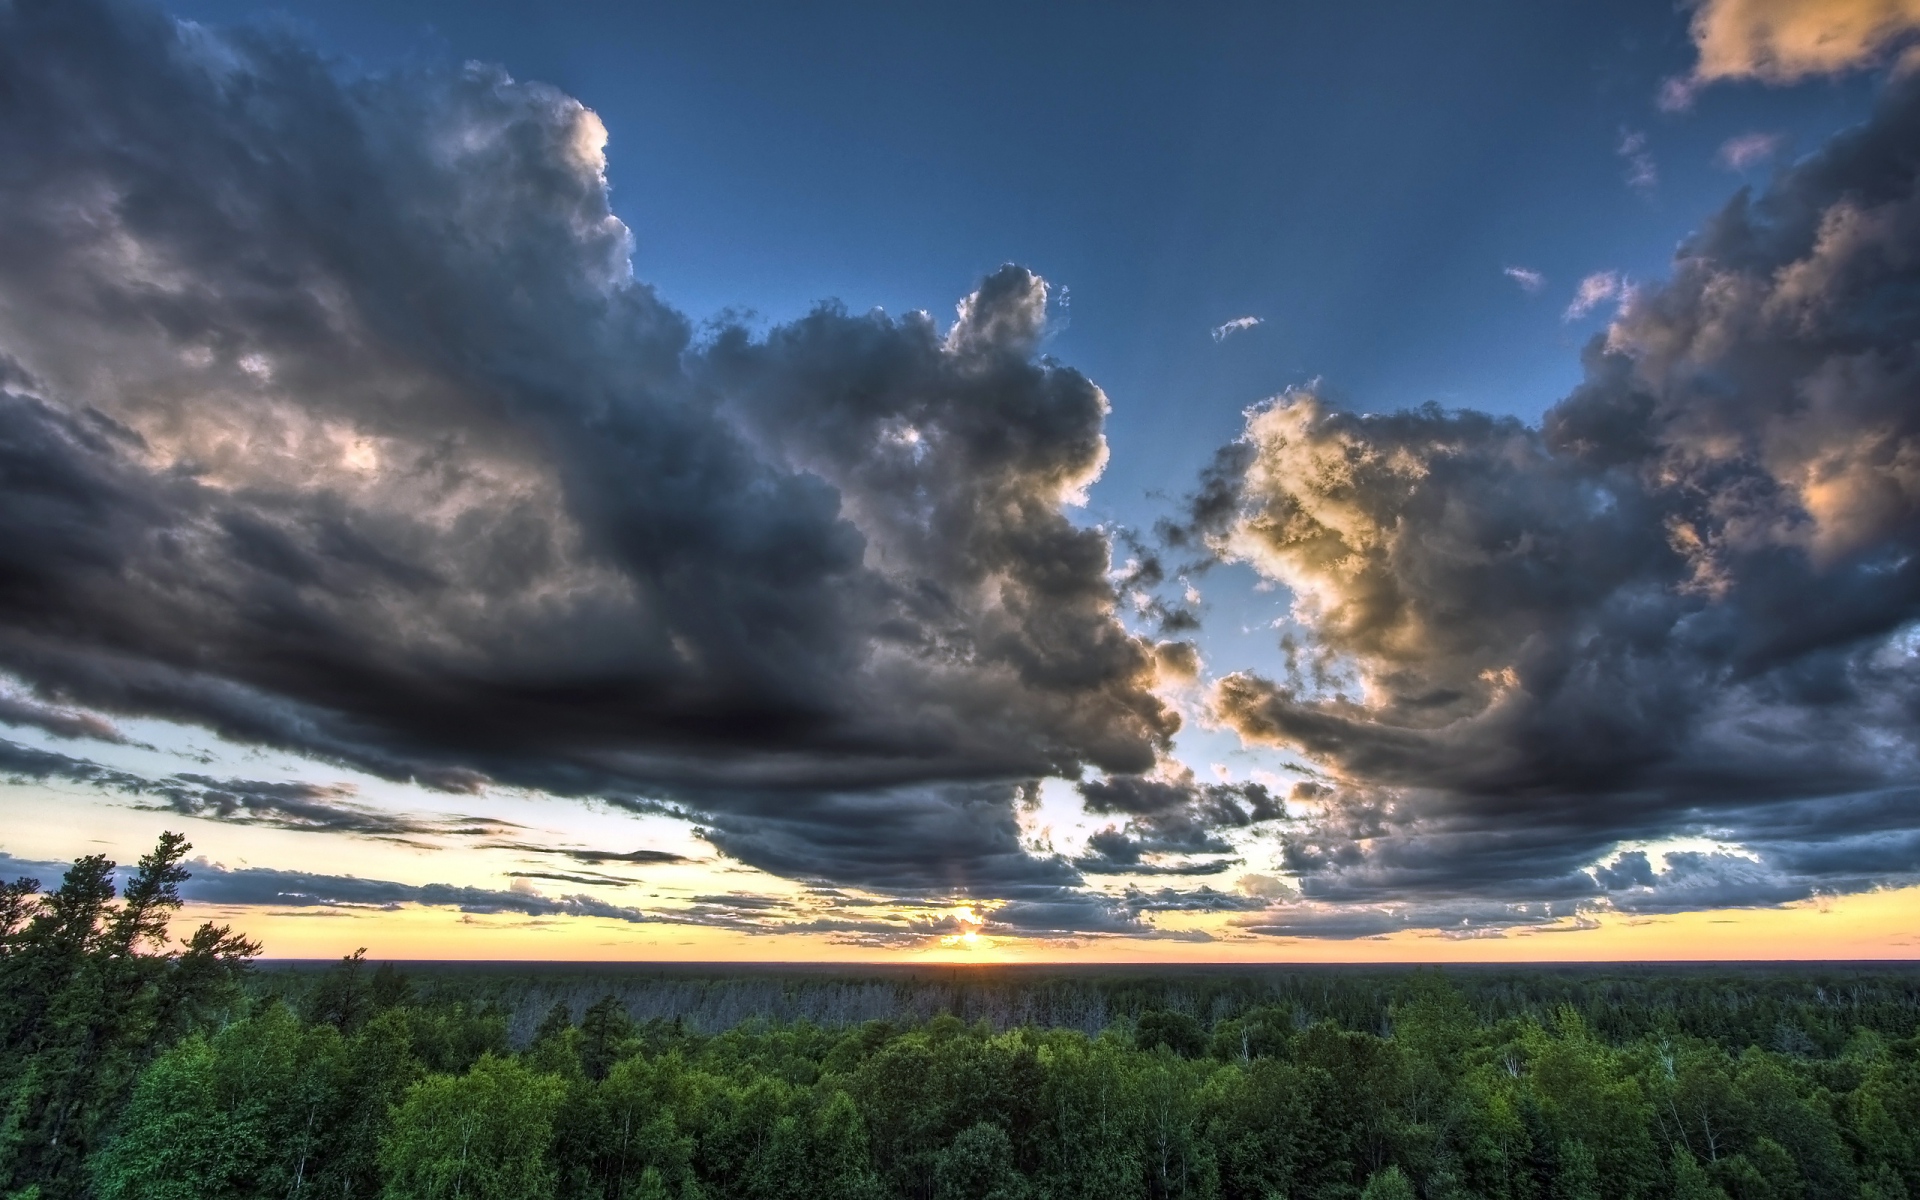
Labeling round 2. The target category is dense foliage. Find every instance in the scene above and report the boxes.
[4,841,1919,1199]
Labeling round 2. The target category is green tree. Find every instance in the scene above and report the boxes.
[0,835,256,1199]
[306,949,377,1033]
[381,1054,566,1200]
[1554,1141,1601,1200]
[1135,1011,1205,1059]
[91,1005,341,1200]
[1524,1011,1657,1199]
[525,1003,581,1080]
[580,997,635,1083]
[1671,1147,1730,1200]
[1361,1165,1415,1200]
[91,1000,419,1200]
[1033,1034,1145,1200]
[934,1122,1027,1200]
[1205,1060,1310,1200]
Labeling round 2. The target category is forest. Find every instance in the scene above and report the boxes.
[3,837,1918,1200]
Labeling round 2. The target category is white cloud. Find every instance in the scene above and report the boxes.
[1503,266,1546,293]
[1618,129,1658,192]
[1719,131,1784,169]
[1211,316,1263,342]
[1564,271,1626,320]
[1658,76,1701,112]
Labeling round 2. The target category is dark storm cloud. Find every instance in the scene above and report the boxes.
[1185,73,1920,930]
[0,0,1188,922]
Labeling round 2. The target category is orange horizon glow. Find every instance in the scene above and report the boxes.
[167,882,1920,966]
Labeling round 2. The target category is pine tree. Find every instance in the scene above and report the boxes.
[0,835,257,1199]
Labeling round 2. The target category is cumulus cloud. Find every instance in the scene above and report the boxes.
[0,0,1191,923]
[1211,316,1264,342]
[1180,73,1920,929]
[1504,267,1546,293]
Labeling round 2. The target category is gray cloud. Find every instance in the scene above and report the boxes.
[1590,849,1819,913]
[0,735,501,842]
[486,844,691,867]
[0,738,149,792]
[0,846,1181,948]
[1122,885,1264,914]
[0,692,128,744]
[146,775,443,839]
[1073,828,1236,877]
[0,847,639,923]
[0,0,1186,922]
[507,871,635,889]
[1185,72,1920,928]
[1068,771,1282,875]
[1236,898,1585,941]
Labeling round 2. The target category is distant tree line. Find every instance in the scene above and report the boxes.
[3,837,1918,1199]
[265,959,1920,1053]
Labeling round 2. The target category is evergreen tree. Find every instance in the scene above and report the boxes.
[305,949,376,1033]
[580,996,634,1083]
[0,835,256,1199]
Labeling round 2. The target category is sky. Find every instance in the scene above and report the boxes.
[2,0,1919,960]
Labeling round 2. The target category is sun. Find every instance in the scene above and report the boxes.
[938,904,986,950]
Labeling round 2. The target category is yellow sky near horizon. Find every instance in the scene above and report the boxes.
[159,883,1917,964]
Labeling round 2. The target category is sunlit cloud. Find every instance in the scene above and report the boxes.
[1718,130,1785,169]
[1694,0,1920,82]
[1663,0,1920,107]
[1563,270,1627,319]
[1211,316,1264,342]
